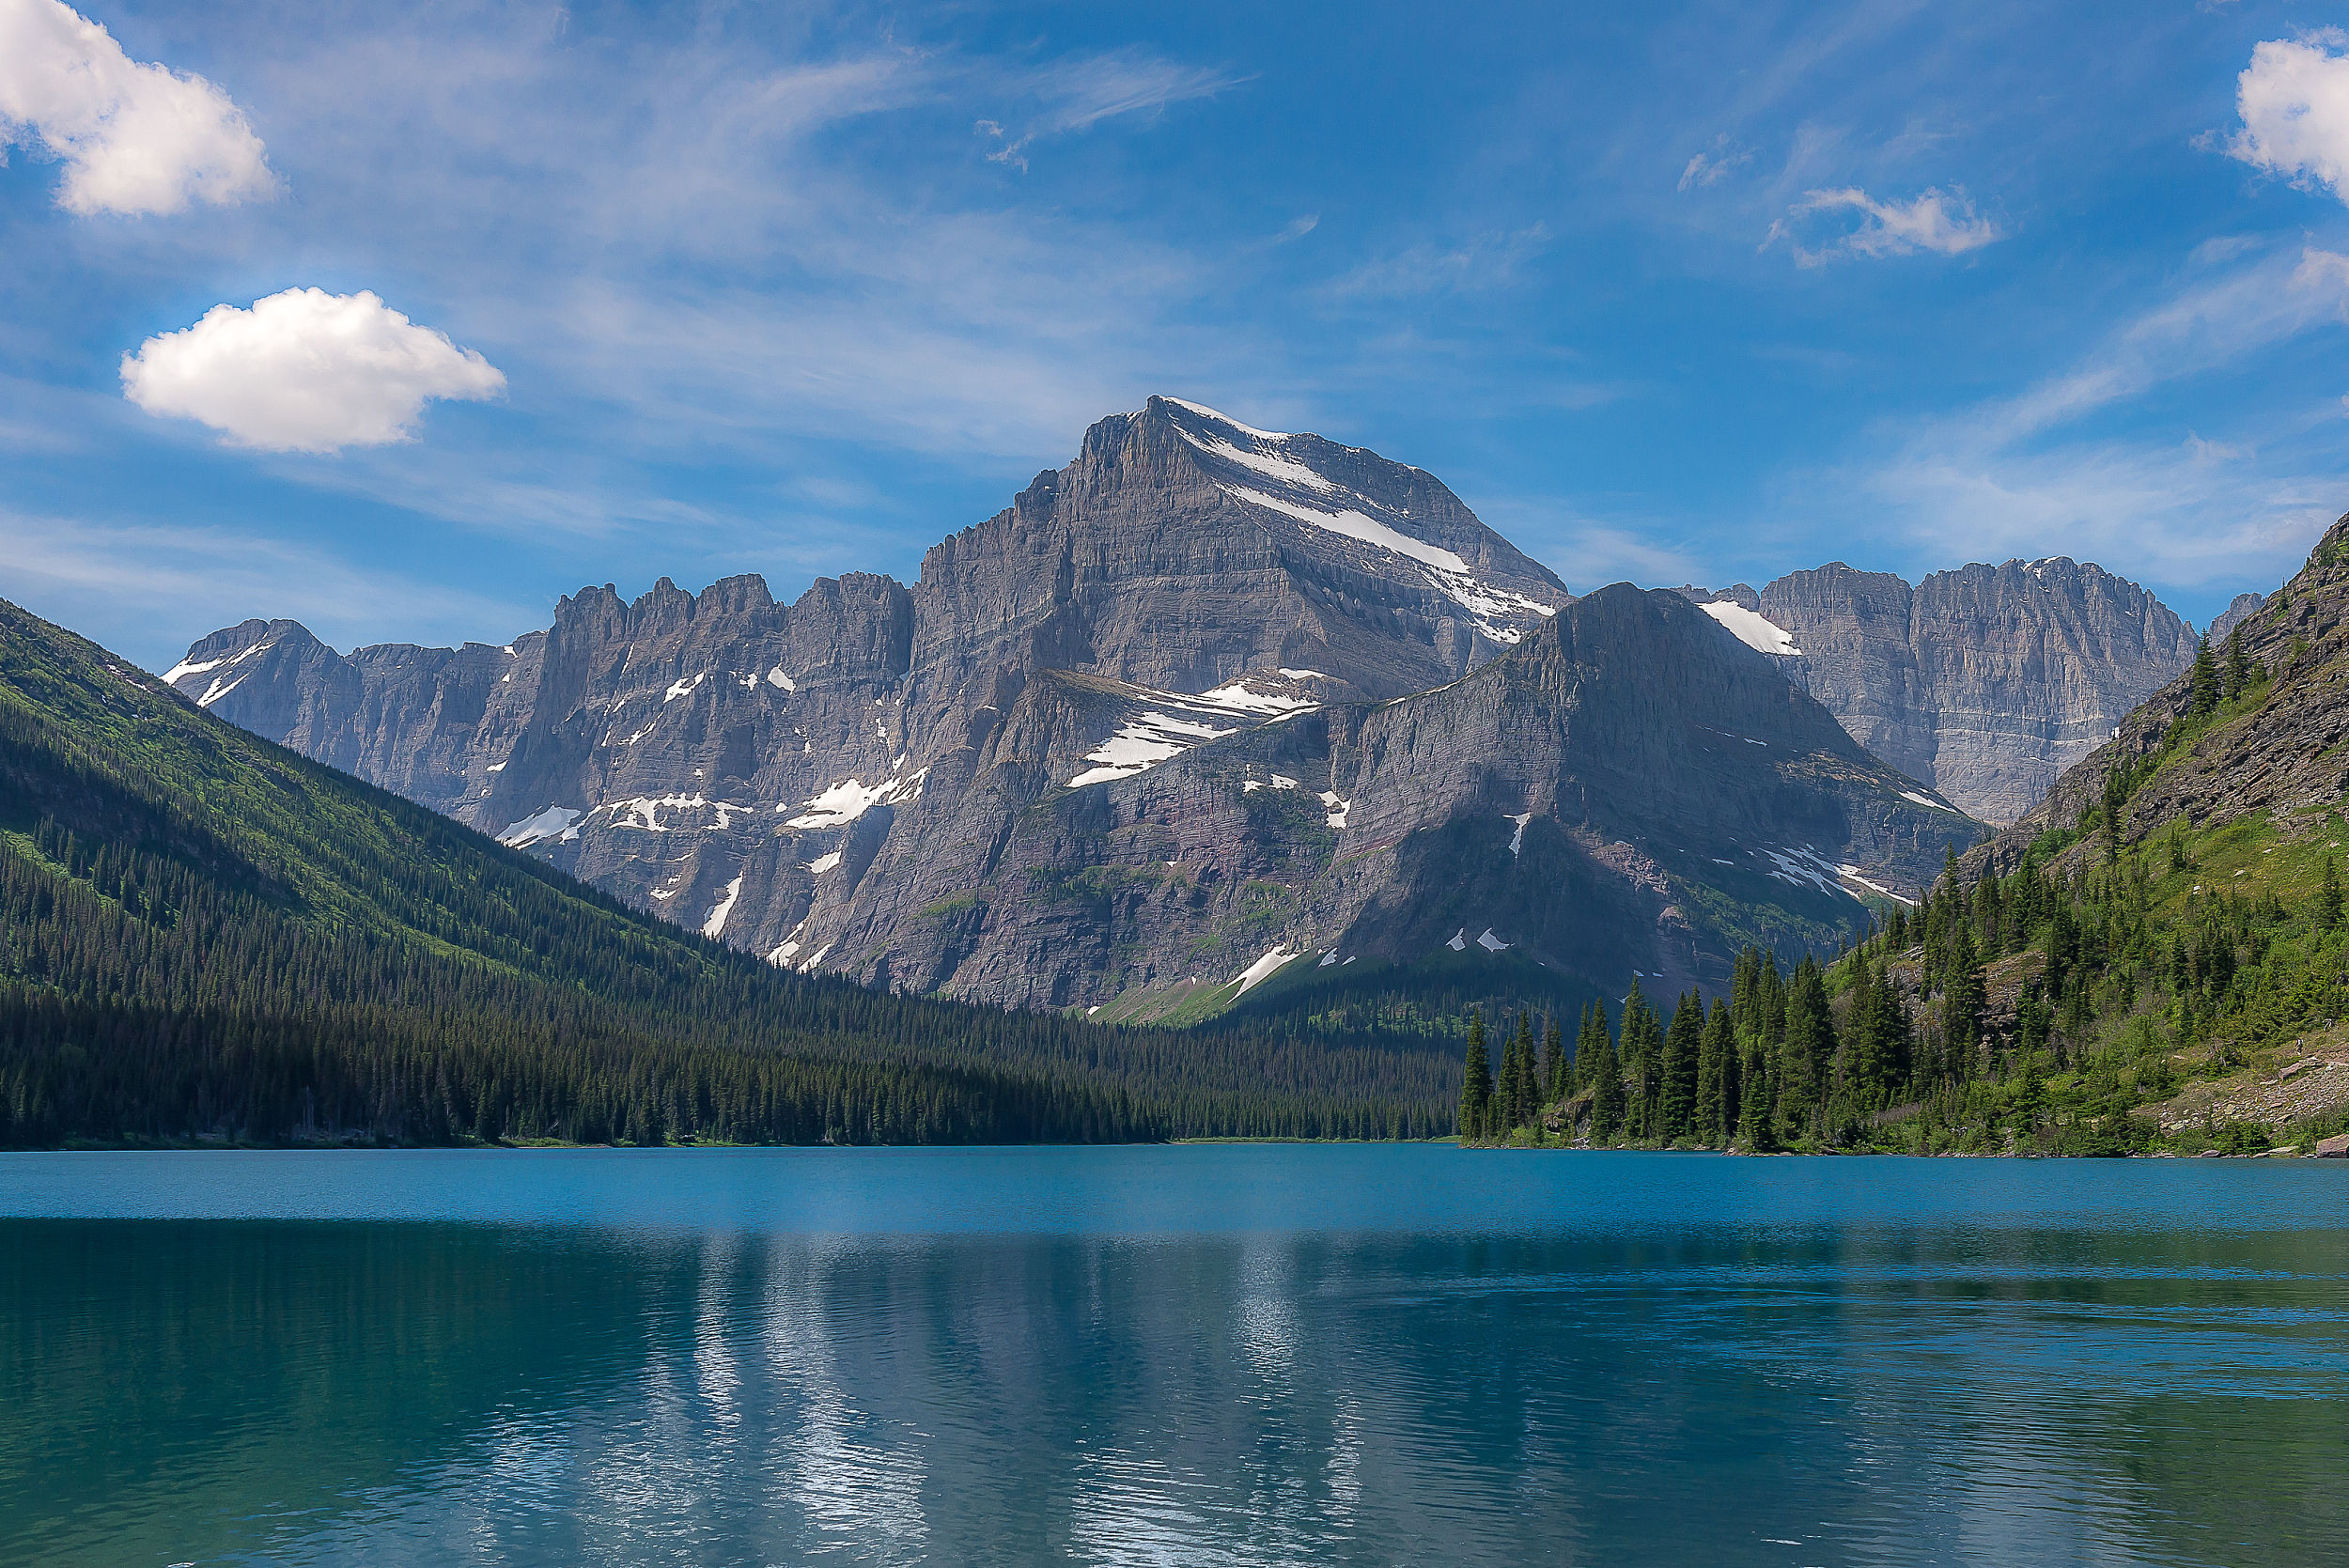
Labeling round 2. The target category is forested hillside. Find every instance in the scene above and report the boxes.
[0,598,1450,1147]
[1463,522,2349,1157]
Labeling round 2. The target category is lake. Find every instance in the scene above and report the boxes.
[4,1145,2343,1565]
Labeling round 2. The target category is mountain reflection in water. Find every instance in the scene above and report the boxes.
[5,1145,2344,1566]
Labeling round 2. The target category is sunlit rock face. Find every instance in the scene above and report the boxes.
[1681,559,2198,826]
[173,398,1980,1012]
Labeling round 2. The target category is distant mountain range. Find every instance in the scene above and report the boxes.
[0,595,1479,1147]
[165,397,2195,1016]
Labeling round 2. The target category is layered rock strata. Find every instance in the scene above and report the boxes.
[170,397,1976,1011]
[1680,559,2198,824]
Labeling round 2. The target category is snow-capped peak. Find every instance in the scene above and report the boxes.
[1160,396,1292,442]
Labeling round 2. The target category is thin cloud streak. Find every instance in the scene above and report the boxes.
[0,511,544,668]
[1822,241,2349,595]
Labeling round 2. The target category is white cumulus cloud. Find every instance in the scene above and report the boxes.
[0,0,275,215]
[1766,186,1999,266]
[121,287,507,454]
[2227,35,2349,204]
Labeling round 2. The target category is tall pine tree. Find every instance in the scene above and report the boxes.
[1459,1010,1492,1141]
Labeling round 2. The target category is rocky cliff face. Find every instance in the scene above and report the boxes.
[2209,592,2266,644]
[1678,559,2197,825]
[168,397,1976,1012]
[1974,517,2349,876]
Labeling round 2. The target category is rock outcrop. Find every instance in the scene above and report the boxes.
[167,397,1979,1012]
[1679,559,2198,824]
[2209,592,2266,644]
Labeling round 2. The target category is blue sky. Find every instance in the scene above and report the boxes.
[6,0,2349,672]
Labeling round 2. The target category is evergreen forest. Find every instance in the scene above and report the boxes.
[1458,693,2349,1157]
[0,599,1450,1148]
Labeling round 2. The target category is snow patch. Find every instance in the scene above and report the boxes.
[1318,951,1339,968]
[192,673,248,707]
[1900,790,1953,811]
[1197,678,1318,714]
[485,762,506,773]
[602,793,720,832]
[1320,791,1349,829]
[1837,864,1918,908]
[498,805,583,847]
[1446,929,1468,952]
[787,778,891,830]
[1477,928,1510,953]
[1700,600,1803,657]
[1067,711,1237,787]
[1278,668,1329,680]
[165,638,277,691]
[1752,846,1857,901]
[797,943,832,973]
[1174,424,1336,492]
[1271,774,1299,791]
[702,876,742,939]
[1230,946,1299,998]
[766,667,796,691]
[1163,397,1291,441]
[1506,813,1533,856]
[1222,485,1471,573]
[664,671,708,703]
[808,851,843,875]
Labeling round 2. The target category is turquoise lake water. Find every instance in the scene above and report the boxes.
[4,1145,2344,1566]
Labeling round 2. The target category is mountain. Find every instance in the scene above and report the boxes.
[1978,518,2349,872]
[168,397,1978,1016]
[1882,515,2349,1154]
[2208,591,2266,644]
[1464,519,2349,1158]
[0,596,1463,1148]
[1676,560,2198,825]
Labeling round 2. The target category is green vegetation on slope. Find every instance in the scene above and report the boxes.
[1455,810,2348,1156]
[0,599,1446,1148]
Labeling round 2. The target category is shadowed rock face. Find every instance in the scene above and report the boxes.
[1683,559,2198,825]
[166,398,1976,1011]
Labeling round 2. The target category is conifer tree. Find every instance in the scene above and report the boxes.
[1942,923,1985,1073]
[2319,855,2343,936]
[1779,958,1832,1137]
[1660,992,1702,1141]
[1543,1013,1565,1101]
[1697,997,1735,1144]
[2189,633,2219,716]
[1515,1012,1538,1127]
[1459,1010,1492,1141]
[1576,1003,1608,1096]
[1587,1017,1625,1144]
[1619,981,1664,1141]
[2221,623,2251,701]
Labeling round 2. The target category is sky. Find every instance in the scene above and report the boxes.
[6,0,2349,673]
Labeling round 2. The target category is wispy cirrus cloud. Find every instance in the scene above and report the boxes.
[0,510,542,663]
[1677,132,1751,191]
[975,48,1242,171]
[1763,185,1999,265]
[1324,224,1552,299]
[1828,241,2349,590]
